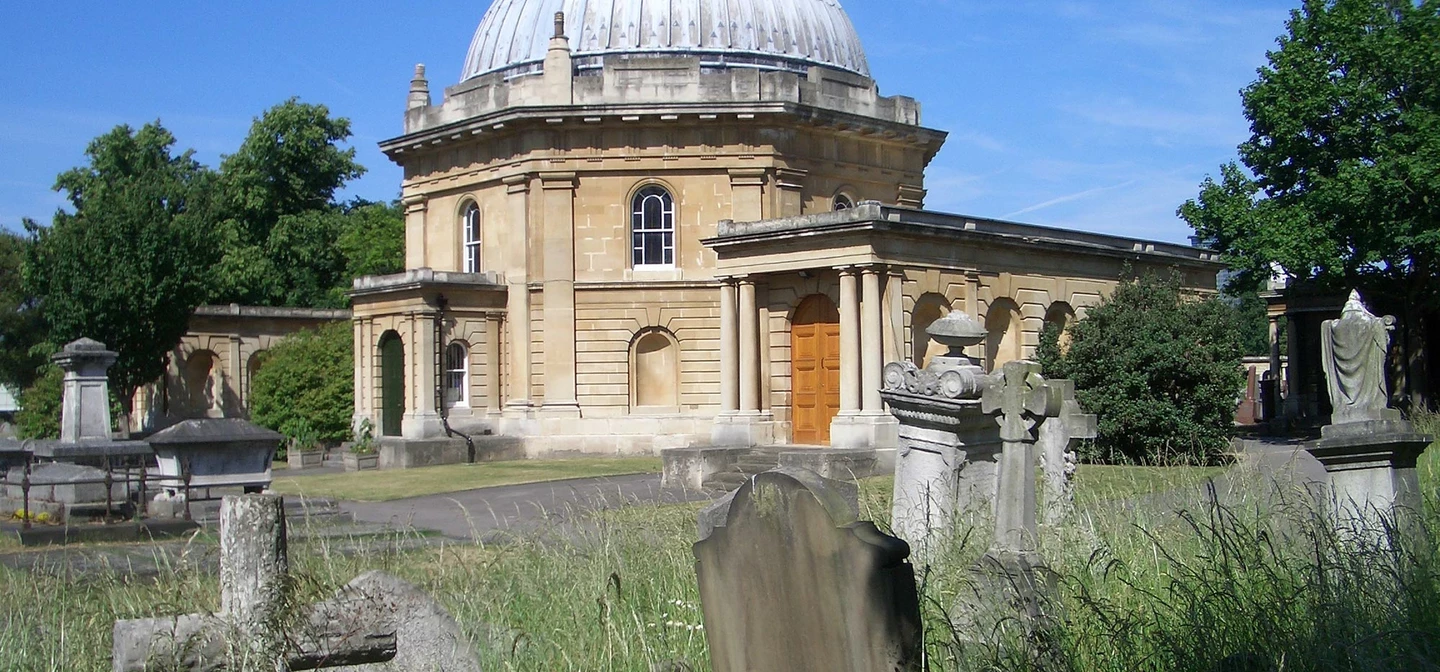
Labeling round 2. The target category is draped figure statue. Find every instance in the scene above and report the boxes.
[1320,290,1395,424]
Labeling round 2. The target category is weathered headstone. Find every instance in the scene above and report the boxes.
[1309,291,1432,534]
[881,311,999,558]
[1035,380,1095,527]
[113,494,480,672]
[952,361,1061,639]
[694,468,922,672]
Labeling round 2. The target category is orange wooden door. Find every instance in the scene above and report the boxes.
[792,295,841,444]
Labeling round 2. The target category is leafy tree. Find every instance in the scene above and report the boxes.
[211,99,365,307]
[0,227,48,391]
[249,322,354,444]
[24,123,218,420]
[14,366,62,440]
[336,200,405,280]
[1179,0,1440,403]
[1039,273,1246,465]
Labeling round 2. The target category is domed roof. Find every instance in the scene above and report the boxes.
[462,0,871,81]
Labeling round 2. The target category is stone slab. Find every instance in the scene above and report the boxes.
[662,446,748,490]
[28,439,152,462]
[777,447,879,481]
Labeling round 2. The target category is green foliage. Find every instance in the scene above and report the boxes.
[1228,290,1273,358]
[1043,273,1246,465]
[250,322,353,444]
[24,123,218,413]
[13,365,61,440]
[335,200,405,280]
[1179,0,1440,304]
[210,99,365,307]
[0,228,48,391]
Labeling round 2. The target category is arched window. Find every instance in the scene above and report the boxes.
[631,329,679,408]
[631,186,675,268]
[833,193,855,211]
[444,341,469,408]
[462,203,481,273]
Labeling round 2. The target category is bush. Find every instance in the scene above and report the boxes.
[250,321,353,444]
[1039,271,1245,465]
[13,366,62,440]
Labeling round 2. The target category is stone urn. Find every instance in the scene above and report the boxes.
[925,310,988,373]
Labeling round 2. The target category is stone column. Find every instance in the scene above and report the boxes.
[486,316,503,414]
[719,279,739,414]
[1268,314,1282,380]
[884,268,905,366]
[861,267,884,414]
[540,172,579,417]
[402,195,428,270]
[352,319,366,430]
[739,278,760,415]
[838,268,861,415]
[220,494,288,666]
[228,335,244,415]
[503,175,532,416]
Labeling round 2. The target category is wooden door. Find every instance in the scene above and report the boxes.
[791,295,841,444]
[380,333,405,437]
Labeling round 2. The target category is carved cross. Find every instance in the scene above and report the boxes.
[981,361,1061,442]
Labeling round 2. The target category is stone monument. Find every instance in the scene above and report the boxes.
[27,338,151,465]
[1036,380,1095,527]
[1308,291,1432,531]
[953,360,1062,641]
[881,310,999,558]
[693,468,922,672]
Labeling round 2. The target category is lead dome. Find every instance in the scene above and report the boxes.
[462,0,871,80]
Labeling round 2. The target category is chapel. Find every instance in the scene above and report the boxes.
[344,0,1223,464]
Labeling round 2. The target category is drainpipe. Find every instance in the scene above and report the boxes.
[435,294,477,463]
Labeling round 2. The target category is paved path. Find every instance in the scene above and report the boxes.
[341,473,710,540]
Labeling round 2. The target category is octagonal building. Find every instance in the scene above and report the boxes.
[351,0,1221,467]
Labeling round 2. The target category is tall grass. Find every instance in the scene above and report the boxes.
[2,461,1438,671]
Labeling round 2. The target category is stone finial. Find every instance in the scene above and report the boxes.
[1320,289,1396,425]
[554,11,566,39]
[408,64,431,111]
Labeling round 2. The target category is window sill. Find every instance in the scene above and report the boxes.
[627,267,682,282]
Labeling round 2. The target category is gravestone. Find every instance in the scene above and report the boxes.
[148,419,283,500]
[1308,291,1432,534]
[952,361,1062,640]
[694,468,922,672]
[16,338,150,466]
[881,311,1000,558]
[112,494,481,672]
[1035,380,1095,527]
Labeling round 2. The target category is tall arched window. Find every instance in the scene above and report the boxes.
[631,186,675,268]
[462,203,481,273]
[444,341,469,408]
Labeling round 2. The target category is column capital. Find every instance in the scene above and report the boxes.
[835,265,862,276]
[401,194,428,213]
[538,171,578,190]
[502,173,531,192]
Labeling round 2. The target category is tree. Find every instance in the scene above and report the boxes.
[1179,0,1440,405]
[0,227,48,391]
[336,200,405,280]
[211,99,365,307]
[1039,273,1246,465]
[13,366,61,440]
[24,123,218,420]
[249,322,354,444]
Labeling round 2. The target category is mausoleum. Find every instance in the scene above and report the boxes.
[349,0,1224,460]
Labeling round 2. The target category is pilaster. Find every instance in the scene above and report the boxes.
[540,171,579,417]
[728,168,766,222]
[402,195,428,270]
[503,174,534,416]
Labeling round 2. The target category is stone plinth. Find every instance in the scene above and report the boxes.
[1,462,128,521]
[52,338,118,444]
[148,419,282,494]
[694,468,921,672]
[710,412,776,447]
[1309,419,1432,531]
[778,447,880,481]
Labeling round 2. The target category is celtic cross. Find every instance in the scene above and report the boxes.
[981,361,1061,443]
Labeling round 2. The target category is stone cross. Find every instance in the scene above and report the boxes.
[112,495,483,672]
[694,468,922,672]
[979,361,1061,555]
[1035,380,1095,527]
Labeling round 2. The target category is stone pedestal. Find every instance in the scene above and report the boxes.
[53,338,118,444]
[661,446,750,490]
[1309,417,1432,535]
[710,412,775,447]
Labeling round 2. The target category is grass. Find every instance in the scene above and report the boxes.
[269,457,663,502]
[1071,463,1226,505]
[3,459,1439,671]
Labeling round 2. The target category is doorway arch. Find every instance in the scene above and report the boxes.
[379,331,405,437]
[791,294,841,444]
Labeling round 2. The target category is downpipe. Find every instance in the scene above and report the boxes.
[435,294,477,464]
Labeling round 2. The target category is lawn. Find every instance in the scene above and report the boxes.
[270,457,663,502]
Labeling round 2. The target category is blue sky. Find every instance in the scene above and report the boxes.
[0,0,1295,244]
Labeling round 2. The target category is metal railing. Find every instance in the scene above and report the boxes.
[3,453,197,531]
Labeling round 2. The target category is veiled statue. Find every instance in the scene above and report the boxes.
[1320,290,1395,424]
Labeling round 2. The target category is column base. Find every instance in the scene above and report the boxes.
[710,412,776,447]
[538,402,582,420]
[400,413,446,440]
[829,413,899,452]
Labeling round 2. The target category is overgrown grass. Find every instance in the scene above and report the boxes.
[270,457,663,502]
[2,461,1438,671]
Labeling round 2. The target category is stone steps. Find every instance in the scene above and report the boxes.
[701,447,787,493]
